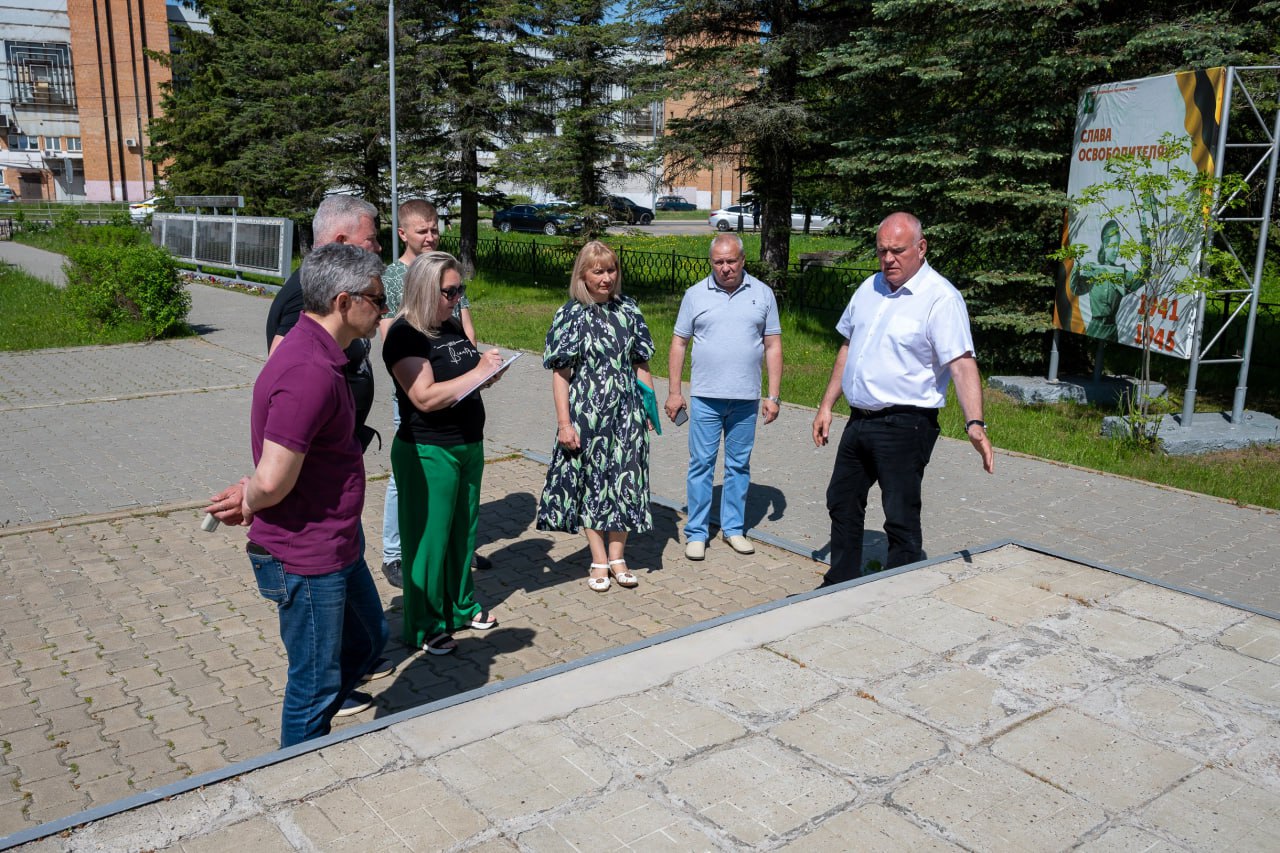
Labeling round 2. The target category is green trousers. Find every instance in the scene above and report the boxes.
[391,437,484,647]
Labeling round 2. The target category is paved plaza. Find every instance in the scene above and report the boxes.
[1,243,1278,850]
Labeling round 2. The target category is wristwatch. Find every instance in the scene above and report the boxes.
[965,419,986,431]
[766,395,781,405]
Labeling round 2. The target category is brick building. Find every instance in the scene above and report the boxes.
[1,0,187,202]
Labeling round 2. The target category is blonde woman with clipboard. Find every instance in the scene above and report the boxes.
[382,251,508,655]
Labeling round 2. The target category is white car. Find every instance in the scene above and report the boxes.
[708,205,833,232]
[129,197,159,222]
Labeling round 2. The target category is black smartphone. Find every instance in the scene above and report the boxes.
[673,407,689,426]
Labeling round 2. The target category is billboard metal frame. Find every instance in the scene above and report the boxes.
[1183,66,1280,426]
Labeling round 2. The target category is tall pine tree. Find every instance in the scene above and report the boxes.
[817,0,1280,370]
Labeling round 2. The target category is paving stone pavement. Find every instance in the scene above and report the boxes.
[1,270,1278,848]
[0,453,821,840]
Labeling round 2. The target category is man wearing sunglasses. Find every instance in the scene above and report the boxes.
[214,194,395,704]
[205,244,391,746]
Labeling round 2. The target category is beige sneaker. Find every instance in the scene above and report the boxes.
[685,540,706,560]
[724,534,755,554]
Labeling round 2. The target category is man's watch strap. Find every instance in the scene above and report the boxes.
[766,395,781,404]
[966,419,986,431]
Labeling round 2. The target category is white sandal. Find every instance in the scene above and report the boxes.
[588,563,611,592]
[608,558,639,588]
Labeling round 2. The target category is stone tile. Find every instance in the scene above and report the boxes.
[1074,677,1275,781]
[932,571,1071,627]
[434,721,613,821]
[517,787,713,851]
[1139,766,1280,849]
[350,767,486,847]
[178,816,294,852]
[1075,824,1185,852]
[991,707,1200,811]
[778,803,963,851]
[884,664,1044,745]
[289,785,412,851]
[892,751,1104,851]
[567,688,747,772]
[772,692,948,785]
[1034,606,1183,663]
[242,752,342,807]
[1108,585,1249,640]
[770,622,933,685]
[672,647,839,725]
[1218,614,1280,664]
[955,630,1127,704]
[858,595,1011,654]
[660,736,853,846]
[1153,642,1280,709]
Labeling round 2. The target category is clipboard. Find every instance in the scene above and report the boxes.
[452,352,522,406]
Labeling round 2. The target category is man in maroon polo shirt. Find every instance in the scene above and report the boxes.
[206,243,390,746]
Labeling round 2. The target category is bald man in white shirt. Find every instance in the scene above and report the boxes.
[812,212,994,587]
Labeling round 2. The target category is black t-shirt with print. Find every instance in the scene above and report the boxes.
[382,317,485,446]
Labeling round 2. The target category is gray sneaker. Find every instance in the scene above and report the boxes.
[381,559,402,588]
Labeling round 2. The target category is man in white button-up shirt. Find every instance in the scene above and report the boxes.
[812,212,994,587]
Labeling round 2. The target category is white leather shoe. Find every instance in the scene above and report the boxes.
[685,540,706,560]
[724,534,755,554]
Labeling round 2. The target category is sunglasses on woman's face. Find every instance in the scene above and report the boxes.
[442,285,467,300]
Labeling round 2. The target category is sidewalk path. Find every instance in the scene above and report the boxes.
[0,272,1277,845]
[0,243,65,287]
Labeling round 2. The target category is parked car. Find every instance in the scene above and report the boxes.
[0,187,17,204]
[708,205,756,231]
[655,194,696,211]
[129,197,159,222]
[605,195,654,225]
[708,205,833,232]
[492,203,582,236]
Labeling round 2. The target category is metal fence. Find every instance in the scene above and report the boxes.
[449,234,1280,369]
[445,234,877,314]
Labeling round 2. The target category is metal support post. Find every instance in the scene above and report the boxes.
[1230,101,1280,424]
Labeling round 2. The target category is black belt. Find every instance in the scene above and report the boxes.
[849,404,937,420]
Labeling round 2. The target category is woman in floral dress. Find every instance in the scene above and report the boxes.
[536,241,656,591]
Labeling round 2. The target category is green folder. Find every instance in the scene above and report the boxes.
[637,379,662,436]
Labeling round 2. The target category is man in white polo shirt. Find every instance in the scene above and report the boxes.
[812,211,994,587]
[665,233,783,560]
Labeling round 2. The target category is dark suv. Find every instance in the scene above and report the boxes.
[655,194,695,211]
[605,195,654,225]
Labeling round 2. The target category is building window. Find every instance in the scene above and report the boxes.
[4,42,77,108]
[6,134,40,151]
[44,136,61,152]
[66,136,81,152]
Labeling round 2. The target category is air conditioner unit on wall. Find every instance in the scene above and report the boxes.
[124,137,137,148]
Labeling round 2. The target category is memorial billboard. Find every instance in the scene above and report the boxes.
[1054,68,1225,359]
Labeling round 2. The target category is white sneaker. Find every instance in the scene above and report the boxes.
[724,534,755,554]
[685,540,706,560]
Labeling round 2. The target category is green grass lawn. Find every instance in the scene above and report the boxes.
[468,268,1280,510]
[0,266,166,349]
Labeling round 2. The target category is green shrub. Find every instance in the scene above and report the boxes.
[54,206,80,231]
[63,242,190,339]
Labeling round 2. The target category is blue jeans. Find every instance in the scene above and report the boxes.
[382,403,401,562]
[685,396,758,542]
[249,546,389,748]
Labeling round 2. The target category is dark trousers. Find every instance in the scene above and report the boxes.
[823,409,940,586]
